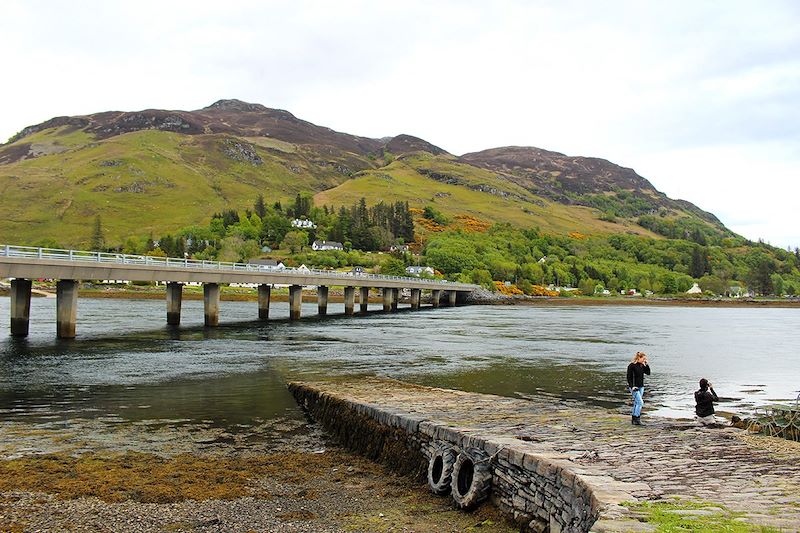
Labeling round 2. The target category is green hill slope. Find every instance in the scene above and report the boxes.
[315,152,654,237]
[0,128,372,246]
[0,99,730,248]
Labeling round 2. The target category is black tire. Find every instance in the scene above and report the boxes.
[427,445,457,495]
[450,449,492,509]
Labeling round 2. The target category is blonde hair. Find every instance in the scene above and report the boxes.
[631,351,647,363]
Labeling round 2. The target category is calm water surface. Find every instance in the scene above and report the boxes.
[1,297,797,437]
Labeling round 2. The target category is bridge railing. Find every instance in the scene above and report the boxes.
[1,244,473,288]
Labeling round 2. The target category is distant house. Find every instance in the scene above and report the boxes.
[291,219,317,229]
[312,240,344,251]
[390,244,410,252]
[350,266,365,275]
[248,258,285,270]
[727,286,745,298]
[686,283,702,295]
[297,264,310,272]
[405,266,434,277]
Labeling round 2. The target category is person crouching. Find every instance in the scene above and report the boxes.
[695,378,719,426]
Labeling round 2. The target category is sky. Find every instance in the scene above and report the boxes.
[1,1,798,248]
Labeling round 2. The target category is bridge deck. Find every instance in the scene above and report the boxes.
[0,245,475,291]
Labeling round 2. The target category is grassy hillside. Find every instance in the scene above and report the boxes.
[315,152,658,237]
[0,100,732,250]
[0,129,371,247]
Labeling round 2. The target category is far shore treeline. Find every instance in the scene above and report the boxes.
[32,192,800,298]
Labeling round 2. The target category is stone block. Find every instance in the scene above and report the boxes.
[512,494,527,510]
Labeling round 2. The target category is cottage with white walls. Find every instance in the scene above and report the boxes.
[291,219,317,229]
[405,266,434,276]
[311,240,344,251]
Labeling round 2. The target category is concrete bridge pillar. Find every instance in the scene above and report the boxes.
[382,288,393,312]
[344,286,355,315]
[56,279,78,339]
[391,288,399,311]
[317,286,329,316]
[289,285,302,320]
[10,278,32,336]
[359,287,370,313]
[166,282,182,325]
[431,289,441,308]
[410,288,421,310]
[203,283,220,327]
[258,284,271,320]
[447,290,457,307]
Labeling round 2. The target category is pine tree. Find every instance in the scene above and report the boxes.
[254,194,267,218]
[90,215,105,251]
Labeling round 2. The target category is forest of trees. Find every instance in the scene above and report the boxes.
[119,193,415,264]
[94,191,800,297]
[424,225,800,296]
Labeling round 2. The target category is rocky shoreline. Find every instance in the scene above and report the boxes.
[0,411,515,533]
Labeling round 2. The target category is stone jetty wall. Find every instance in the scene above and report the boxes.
[289,381,639,533]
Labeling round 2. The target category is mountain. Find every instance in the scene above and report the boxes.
[0,99,730,247]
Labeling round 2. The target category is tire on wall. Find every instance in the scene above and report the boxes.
[450,449,492,509]
[427,444,457,495]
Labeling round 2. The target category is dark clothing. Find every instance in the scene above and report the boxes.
[695,387,718,417]
[626,362,650,389]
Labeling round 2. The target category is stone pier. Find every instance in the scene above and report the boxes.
[258,284,271,320]
[359,287,370,313]
[410,288,421,310]
[289,378,800,533]
[10,278,32,336]
[56,280,78,339]
[166,282,182,326]
[203,283,220,327]
[447,290,457,307]
[431,289,441,308]
[344,286,355,316]
[382,288,393,312]
[317,286,328,316]
[289,285,302,320]
[391,288,399,311]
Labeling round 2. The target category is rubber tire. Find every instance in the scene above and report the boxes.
[450,449,492,509]
[427,445,457,495]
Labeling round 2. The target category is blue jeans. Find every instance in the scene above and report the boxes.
[631,387,644,417]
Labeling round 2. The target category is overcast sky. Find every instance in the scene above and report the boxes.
[1,1,798,248]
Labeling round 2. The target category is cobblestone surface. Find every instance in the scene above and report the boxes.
[296,378,800,532]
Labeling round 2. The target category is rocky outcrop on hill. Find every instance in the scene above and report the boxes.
[461,146,722,224]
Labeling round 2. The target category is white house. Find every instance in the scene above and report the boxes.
[248,258,285,270]
[405,265,435,277]
[291,219,317,229]
[390,244,410,252]
[297,264,311,273]
[686,283,702,294]
[312,240,344,251]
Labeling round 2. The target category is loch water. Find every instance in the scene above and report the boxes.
[1,297,798,439]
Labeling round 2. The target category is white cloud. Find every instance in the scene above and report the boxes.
[0,0,797,246]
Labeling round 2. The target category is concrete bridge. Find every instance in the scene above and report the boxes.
[1,244,477,338]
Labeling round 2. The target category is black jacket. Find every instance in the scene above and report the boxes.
[695,387,718,417]
[626,362,650,389]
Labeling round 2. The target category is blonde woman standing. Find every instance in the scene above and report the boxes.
[626,352,651,425]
